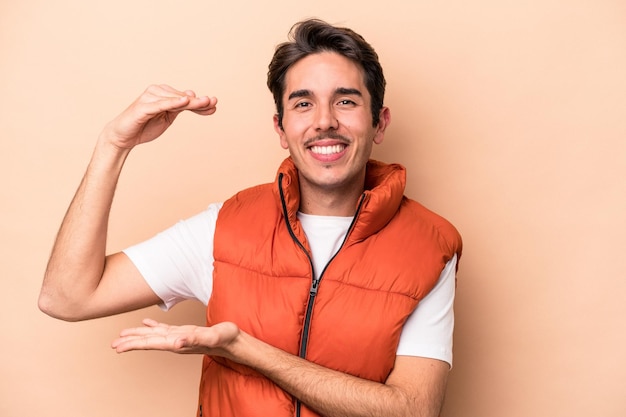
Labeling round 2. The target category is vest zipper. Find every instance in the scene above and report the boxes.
[277,174,366,417]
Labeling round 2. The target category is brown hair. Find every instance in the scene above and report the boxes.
[267,19,386,129]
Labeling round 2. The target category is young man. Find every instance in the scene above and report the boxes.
[39,19,462,417]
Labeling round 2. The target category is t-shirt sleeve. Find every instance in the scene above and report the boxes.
[122,202,223,310]
[396,254,457,367]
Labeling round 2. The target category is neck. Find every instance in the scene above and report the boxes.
[297,176,365,217]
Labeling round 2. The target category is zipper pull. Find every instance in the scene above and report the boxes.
[310,278,320,296]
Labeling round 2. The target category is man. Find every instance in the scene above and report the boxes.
[39,19,462,417]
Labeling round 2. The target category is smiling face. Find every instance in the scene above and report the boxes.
[274,52,390,210]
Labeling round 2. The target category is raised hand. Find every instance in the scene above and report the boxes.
[112,318,240,356]
[38,86,218,322]
[100,84,218,150]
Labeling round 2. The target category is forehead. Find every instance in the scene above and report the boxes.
[283,52,367,98]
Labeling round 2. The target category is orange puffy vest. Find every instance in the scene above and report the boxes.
[197,158,462,417]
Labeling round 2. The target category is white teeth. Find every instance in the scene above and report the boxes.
[310,145,345,155]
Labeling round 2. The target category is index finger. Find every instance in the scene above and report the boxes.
[190,96,218,115]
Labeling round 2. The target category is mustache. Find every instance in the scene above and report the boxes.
[304,131,350,147]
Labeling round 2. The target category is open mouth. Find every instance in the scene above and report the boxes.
[309,144,347,155]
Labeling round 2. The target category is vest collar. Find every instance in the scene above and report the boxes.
[273,157,407,242]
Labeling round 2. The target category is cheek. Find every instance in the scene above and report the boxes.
[277,124,302,150]
[339,112,370,133]
[281,116,311,139]
[287,114,311,130]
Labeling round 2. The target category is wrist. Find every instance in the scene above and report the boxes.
[226,330,282,373]
[91,132,132,168]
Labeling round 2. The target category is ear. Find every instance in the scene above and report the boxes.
[273,114,289,149]
[373,107,391,145]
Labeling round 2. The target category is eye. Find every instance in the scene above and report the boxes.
[337,99,356,106]
[295,101,311,108]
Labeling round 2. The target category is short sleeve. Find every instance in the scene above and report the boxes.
[122,202,223,310]
[396,254,457,367]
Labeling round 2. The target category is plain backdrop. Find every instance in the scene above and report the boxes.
[1,1,625,416]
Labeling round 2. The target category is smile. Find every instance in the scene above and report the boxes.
[309,144,346,155]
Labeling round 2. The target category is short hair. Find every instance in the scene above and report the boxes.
[267,19,386,129]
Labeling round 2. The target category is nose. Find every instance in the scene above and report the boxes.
[314,105,339,131]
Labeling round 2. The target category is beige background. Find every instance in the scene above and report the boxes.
[1,0,625,416]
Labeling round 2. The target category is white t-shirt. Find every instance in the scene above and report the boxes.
[123,202,457,366]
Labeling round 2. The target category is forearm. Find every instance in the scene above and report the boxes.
[39,86,218,320]
[39,137,131,319]
[234,333,419,417]
[113,321,447,416]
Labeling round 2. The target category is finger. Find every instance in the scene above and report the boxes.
[138,85,196,109]
[162,86,204,100]
[118,324,167,338]
[125,95,189,123]
[191,107,218,116]
[112,334,184,353]
[142,318,166,328]
[151,85,206,103]
[124,97,208,127]
[198,96,218,108]
[184,95,216,110]
[116,327,150,338]
[149,95,214,113]
[136,86,216,114]
[155,84,190,97]
[149,86,216,110]
[190,97,218,115]
[139,85,188,104]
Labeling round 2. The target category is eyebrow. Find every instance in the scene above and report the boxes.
[288,89,312,101]
[287,87,363,101]
[335,87,362,97]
